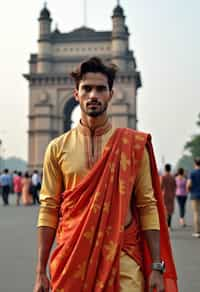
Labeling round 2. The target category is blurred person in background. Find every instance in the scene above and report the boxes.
[31,170,41,205]
[0,168,11,206]
[175,168,188,227]
[13,171,23,206]
[22,171,33,206]
[187,157,200,238]
[161,164,176,230]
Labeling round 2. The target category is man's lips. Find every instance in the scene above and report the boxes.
[87,102,101,107]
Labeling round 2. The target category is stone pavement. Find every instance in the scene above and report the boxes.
[0,194,199,292]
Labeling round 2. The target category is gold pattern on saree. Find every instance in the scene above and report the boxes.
[83,283,88,290]
[135,134,145,141]
[120,225,124,232]
[115,148,120,156]
[91,202,101,214]
[119,179,126,195]
[106,226,112,236]
[51,259,58,271]
[96,280,104,289]
[134,143,141,150]
[103,202,110,213]
[94,191,101,200]
[104,240,117,262]
[73,261,86,280]
[95,231,103,247]
[120,152,130,172]
[108,267,117,287]
[122,137,128,144]
[84,227,95,242]
[109,162,116,174]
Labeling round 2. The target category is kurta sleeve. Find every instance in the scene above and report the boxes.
[134,147,160,230]
[37,139,63,229]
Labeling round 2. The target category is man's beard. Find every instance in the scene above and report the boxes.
[80,102,108,117]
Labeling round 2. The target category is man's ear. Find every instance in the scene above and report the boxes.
[109,89,114,101]
[73,89,79,102]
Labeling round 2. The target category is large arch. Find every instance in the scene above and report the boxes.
[63,97,79,132]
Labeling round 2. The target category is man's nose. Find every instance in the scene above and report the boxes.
[89,89,99,99]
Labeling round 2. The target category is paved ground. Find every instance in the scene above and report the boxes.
[0,194,199,291]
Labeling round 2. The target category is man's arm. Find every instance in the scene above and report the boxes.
[186,178,192,193]
[144,229,160,262]
[144,230,164,292]
[134,148,164,292]
[34,227,56,292]
[36,227,56,274]
[34,140,63,292]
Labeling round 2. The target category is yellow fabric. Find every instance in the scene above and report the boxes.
[38,123,159,230]
[120,251,144,292]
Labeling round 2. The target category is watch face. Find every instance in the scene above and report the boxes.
[160,261,165,272]
[152,261,165,273]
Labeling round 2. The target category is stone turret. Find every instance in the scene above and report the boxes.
[37,3,52,73]
[111,3,129,71]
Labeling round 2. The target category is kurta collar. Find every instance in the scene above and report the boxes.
[77,119,112,136]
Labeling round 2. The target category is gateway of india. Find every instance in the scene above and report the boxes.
[24,1,142,170]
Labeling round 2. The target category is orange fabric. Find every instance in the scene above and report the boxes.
[122,135,178,291]
[143,137,178,290]
[49,129,177,291]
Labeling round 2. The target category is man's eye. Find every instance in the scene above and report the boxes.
[97,86,107,92]
[83,86,92,92]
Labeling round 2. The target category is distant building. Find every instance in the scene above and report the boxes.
[24,3,142,170]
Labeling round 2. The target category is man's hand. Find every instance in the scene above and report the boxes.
[149,270,165,292]
[33,272,50,292]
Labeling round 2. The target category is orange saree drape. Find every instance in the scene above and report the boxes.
[50,128,178,292]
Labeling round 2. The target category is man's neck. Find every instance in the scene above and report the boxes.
[81,114,108,132]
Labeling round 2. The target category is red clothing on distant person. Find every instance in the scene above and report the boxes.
[13,175,22,193]
[161,173,176,215]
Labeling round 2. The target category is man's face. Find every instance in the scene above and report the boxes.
[74,73,113,118]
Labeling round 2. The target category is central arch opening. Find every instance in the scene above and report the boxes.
[63,97,81,132]
[71,105,81,128]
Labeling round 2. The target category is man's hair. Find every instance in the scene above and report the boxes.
[165,164,171,172]
[70,57,118,91]
[194,157,200,166]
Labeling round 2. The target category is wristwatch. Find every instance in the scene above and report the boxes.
[151,260,165,274]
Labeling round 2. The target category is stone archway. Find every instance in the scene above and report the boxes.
[63,97,80,132]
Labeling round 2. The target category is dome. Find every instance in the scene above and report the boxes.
[39,5,51,20]
[113,5,124,17]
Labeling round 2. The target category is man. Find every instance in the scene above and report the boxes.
[31,170,41,205]
[187,157,200,238]
[161,164,176,230]
[34,57,177,292]
[0,168,11,206]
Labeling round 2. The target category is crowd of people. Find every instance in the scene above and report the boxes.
[1,157,200,241]
[0,168,41,206]
[160,157,200,238]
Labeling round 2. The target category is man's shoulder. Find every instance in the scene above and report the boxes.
[191,169,200,176]
[48,128,76,149]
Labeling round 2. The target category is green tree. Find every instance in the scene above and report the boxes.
[184,113,200,158]
[176,154,193,174]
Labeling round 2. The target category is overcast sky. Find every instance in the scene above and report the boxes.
[0,0,199,169]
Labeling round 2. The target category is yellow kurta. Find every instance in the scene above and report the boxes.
[38,121,159,231]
